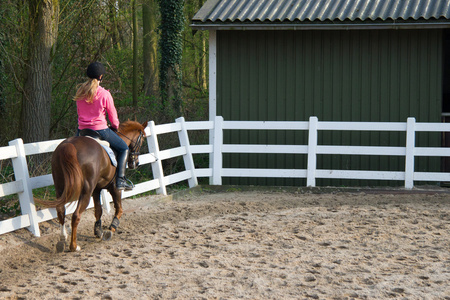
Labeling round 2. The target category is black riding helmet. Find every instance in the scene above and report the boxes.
[86,62,106,81]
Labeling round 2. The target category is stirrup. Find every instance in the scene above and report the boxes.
[116,177,134,191]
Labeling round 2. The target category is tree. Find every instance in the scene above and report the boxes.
[0,38,5,116]
[143,0,158,97]
[109,0,122,50]
[0,0,209,146]
[183,0,208,94]
[21,0,59,143]
[159,0,184,117]
[132,0,138,107]
[200,30,207,90]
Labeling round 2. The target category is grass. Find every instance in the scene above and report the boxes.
[0,195,20,219]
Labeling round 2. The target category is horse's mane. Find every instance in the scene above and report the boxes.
[119,120,145,134]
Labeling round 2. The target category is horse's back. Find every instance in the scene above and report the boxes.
[53,136,114,188]
[56,136,106,164]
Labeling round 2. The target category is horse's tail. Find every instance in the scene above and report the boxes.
[36,143,83,208]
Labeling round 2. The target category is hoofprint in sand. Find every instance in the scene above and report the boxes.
[0,187,449,299]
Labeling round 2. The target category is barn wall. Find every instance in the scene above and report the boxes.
[216,29,443,187]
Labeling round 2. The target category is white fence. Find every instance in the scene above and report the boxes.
[1,116,450,237]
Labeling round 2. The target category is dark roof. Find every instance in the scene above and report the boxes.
[192,0,450,29]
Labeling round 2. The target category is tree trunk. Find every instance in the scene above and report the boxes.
[143,0,158,97]
[0,58,4,116]
[159,0,184,116]
[109,0,121,50]
[201,31,207,90]
[21,0,59,143]
[132,0,138,107]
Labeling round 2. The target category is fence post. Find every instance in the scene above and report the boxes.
[405,117,416,189]
[148,121,167,195]
[211,116,223,185]
[176,117,198,188]
[100,190,112,214]
[9,138,40,237]
[307,116,319,187]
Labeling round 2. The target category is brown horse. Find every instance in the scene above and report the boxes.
[42,121,147,252]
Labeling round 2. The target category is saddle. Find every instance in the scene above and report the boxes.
[79,129,117,167]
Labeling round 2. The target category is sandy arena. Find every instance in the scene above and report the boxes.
[0,186,449,299]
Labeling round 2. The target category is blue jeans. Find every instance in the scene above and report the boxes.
[95,128,129,153]
[77,128,128,154]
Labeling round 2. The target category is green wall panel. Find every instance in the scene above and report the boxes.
[216,29,443,187]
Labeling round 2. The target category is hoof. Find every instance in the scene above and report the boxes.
[102,230,114,241]
[94,220,103,239]
[69,245,81,252]
[94,228,104,239]
[56,241,65,253]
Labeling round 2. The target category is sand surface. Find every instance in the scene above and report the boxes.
[0,187,449,299]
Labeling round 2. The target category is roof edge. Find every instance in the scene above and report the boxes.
[191,17,450,30]
[190,23,450,31]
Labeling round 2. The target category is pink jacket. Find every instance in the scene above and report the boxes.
[77,86,120,130]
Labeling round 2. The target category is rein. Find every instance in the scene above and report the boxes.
[117,128,158,162]
[118,131,143,157]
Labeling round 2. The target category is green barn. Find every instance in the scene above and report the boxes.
[191,0,450,187]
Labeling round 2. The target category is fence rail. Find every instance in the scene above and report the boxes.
[1,116,449,237]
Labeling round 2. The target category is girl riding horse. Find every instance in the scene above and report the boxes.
[74,62,133,190]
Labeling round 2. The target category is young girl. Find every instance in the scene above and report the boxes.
[74,62,133,190]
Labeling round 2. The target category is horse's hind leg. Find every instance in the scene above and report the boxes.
[56,205,67,253]
[69,194,91,252]
[93,190,103,239]
[103,187,123,241]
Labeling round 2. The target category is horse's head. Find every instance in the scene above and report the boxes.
[118,121,148,169]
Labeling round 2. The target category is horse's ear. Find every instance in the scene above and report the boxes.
[142,121,148,128]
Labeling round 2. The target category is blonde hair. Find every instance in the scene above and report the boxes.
[73,78,100,103]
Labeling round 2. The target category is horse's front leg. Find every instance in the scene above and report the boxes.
[103,187,123,241]
[92,190,103,239]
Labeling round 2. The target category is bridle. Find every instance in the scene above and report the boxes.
[130,132,143,157]
[118,131,144,161]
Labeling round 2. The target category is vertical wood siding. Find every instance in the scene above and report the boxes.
[217,29,442,186]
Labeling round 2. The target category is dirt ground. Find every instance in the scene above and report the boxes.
[0,186,449,300]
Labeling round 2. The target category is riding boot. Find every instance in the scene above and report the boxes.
[116,149,134,190]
